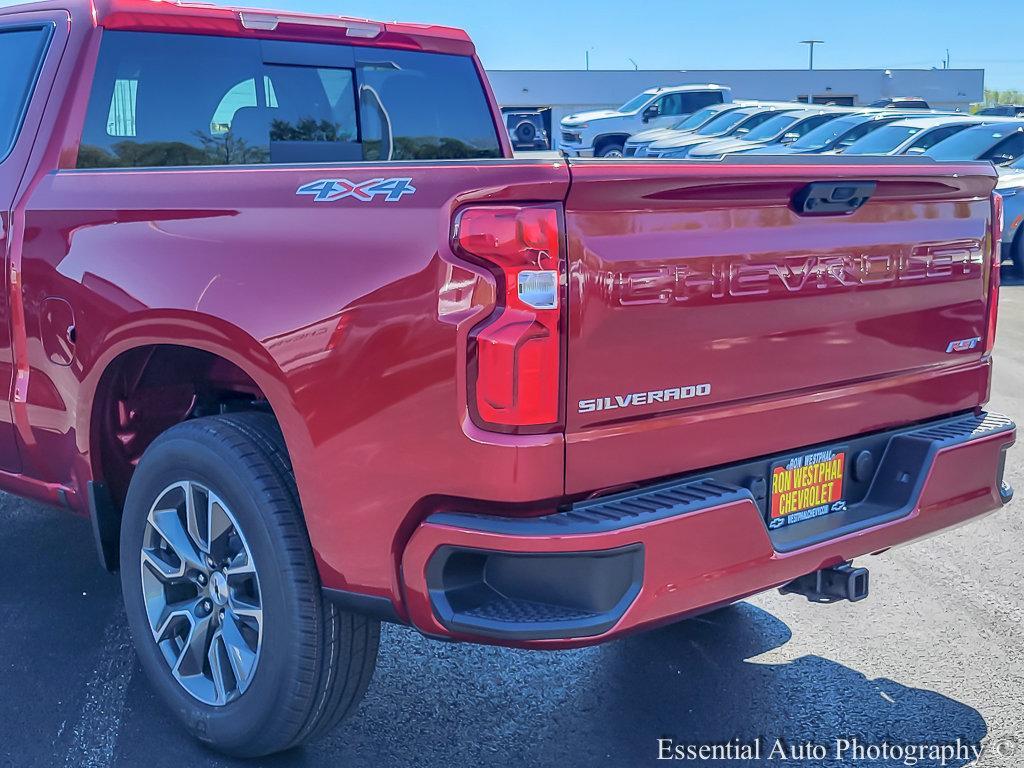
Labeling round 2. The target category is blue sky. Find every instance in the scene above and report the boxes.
[263,0,1022,88]
[4,0,1020,88]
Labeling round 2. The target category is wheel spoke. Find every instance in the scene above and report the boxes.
[149,507,205,573]
[221,612,258,691]
[224,551,256,579]
[153,601,195,643]
[228,593,262,624]
[141,545,185,582]
[208,496,233,552]
[207,631,229,705]
[184,482,210,554]
[173,611,214,679]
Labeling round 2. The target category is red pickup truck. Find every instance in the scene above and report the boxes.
[0,0,1015,757]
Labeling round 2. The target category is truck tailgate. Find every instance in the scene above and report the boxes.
[564,160,999,494]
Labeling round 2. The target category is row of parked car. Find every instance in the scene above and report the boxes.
[557,85,1024,275]
[621,101,1024,162]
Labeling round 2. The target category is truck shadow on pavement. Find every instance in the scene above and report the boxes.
[584,606,988,767]
[0,501,989,768]
[222,604,985,768]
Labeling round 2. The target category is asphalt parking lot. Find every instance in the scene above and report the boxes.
[2,288,1023,768]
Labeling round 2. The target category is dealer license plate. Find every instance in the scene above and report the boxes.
[768,448,847,530]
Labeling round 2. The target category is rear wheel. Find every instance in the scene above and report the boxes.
[120,412,379,757]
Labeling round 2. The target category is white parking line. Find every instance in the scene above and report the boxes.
[63,611,135,768]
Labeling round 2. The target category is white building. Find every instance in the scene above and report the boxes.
[489,68,985,145]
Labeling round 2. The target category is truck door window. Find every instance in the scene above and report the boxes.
[78,32,359,167]
[657,94,686,117]
[79,32,351,166]
[0,25,52,162]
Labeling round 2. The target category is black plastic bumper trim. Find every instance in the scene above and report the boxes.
[771,411,1015,552]
[428,478,752,537]
[425,544,644,641]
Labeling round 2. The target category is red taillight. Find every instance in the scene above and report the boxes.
[985,192,1003,355]
[454,205,563,431]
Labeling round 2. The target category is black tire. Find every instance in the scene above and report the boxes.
[120,412,379,757]
[596,141,625,158]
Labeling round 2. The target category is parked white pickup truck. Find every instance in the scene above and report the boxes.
[559,84,731,157]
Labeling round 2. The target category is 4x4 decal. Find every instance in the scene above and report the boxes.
[296,178,417,203]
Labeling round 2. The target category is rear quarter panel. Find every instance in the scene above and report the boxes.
[18,160,569,602]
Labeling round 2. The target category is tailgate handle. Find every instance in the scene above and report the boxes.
[793,181,877,216]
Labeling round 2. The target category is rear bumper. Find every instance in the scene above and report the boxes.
[401,412,1015,648]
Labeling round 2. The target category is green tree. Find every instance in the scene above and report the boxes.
[269,117,351,143]
[983,89,1024,106]
[193,129,269,165]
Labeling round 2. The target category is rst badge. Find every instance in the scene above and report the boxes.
[946,337,982,353]
[296,178,416,203]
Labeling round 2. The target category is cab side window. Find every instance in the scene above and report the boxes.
[77,31,500,168]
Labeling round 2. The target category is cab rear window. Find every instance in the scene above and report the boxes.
[0,25,52,162]
[77,31,502,168]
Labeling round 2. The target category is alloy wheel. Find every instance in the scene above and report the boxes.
[139,480,263,706]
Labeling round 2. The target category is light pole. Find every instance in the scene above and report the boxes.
[799,40,824,104]
[585,47,595,71]
[799,39,824,70]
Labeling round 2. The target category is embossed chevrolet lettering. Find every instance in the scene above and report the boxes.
[611,243,984,306]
